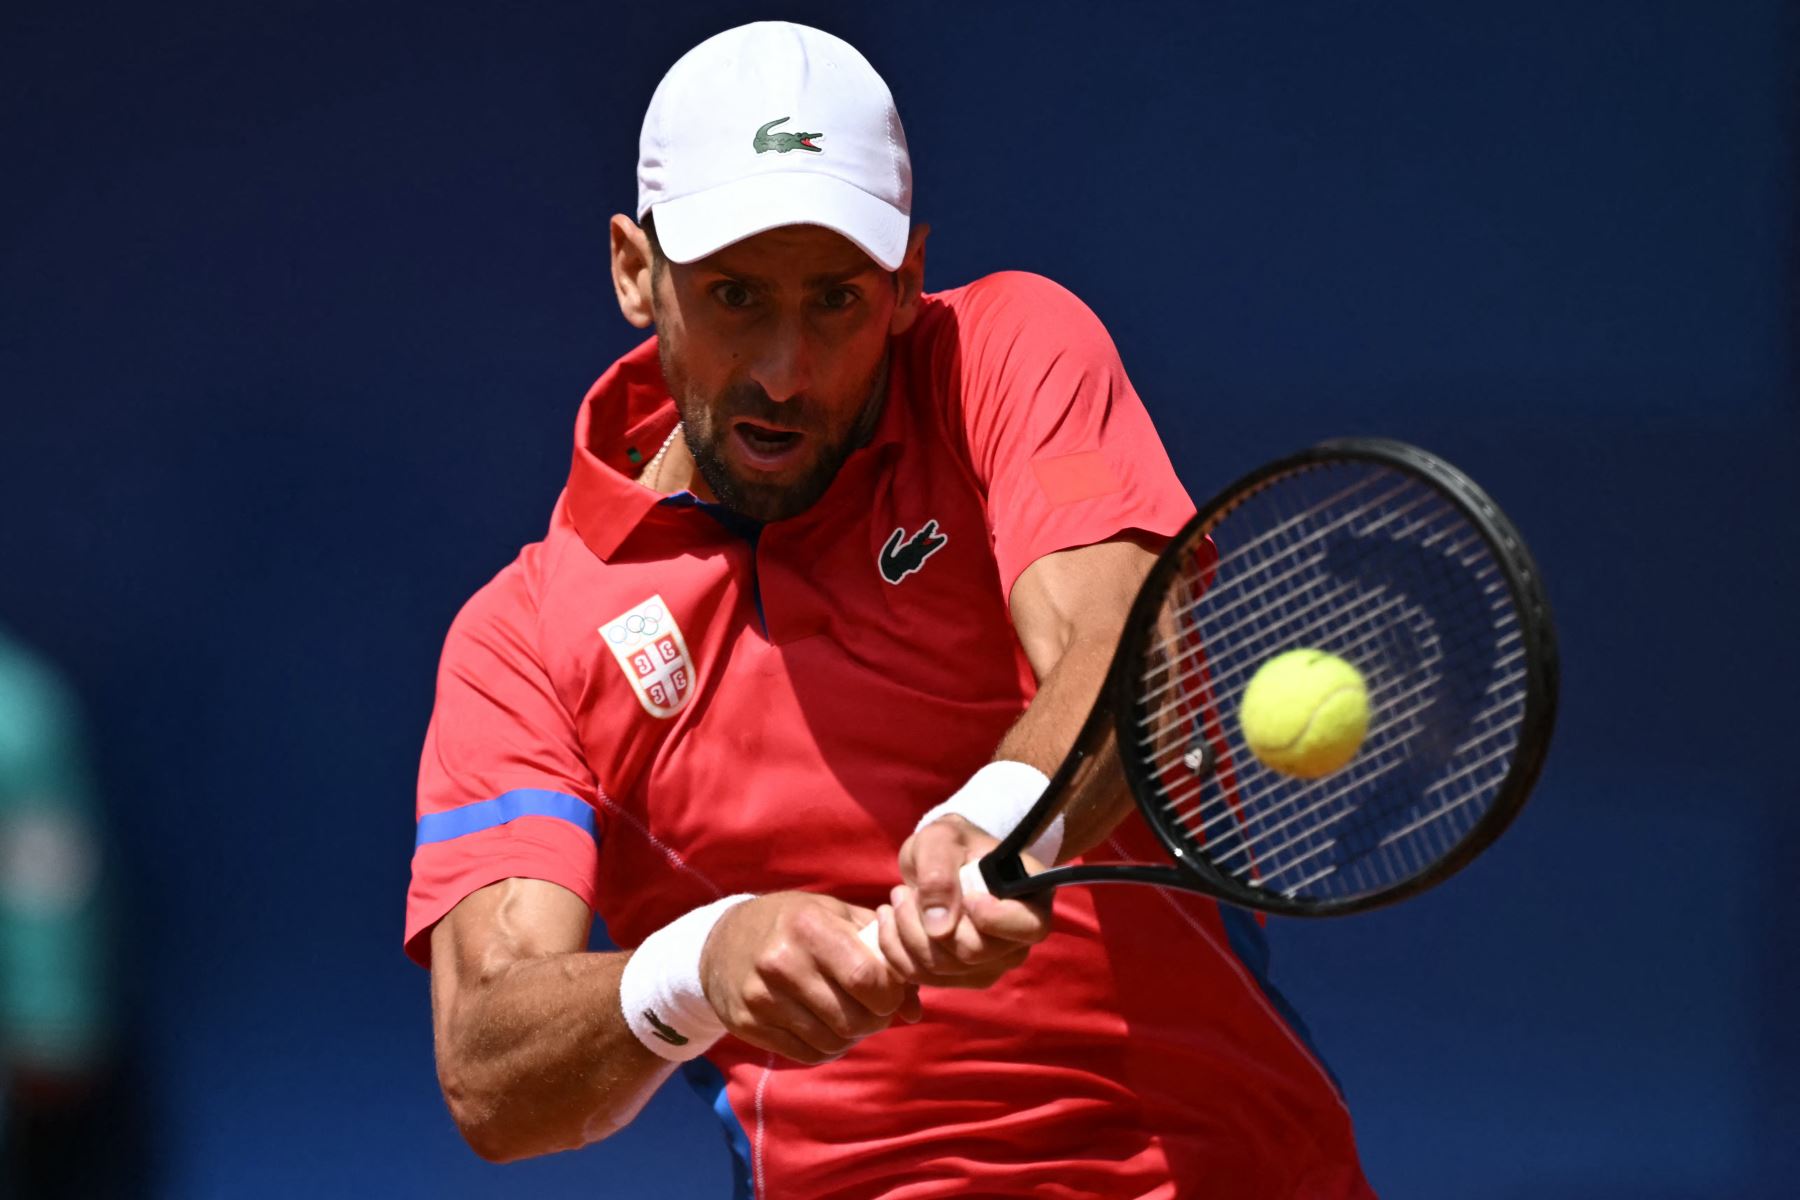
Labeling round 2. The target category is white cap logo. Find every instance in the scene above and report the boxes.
[752,117,823,155]
[637,22,912,270]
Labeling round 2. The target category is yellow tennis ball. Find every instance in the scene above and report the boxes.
[1238,649,1370,779]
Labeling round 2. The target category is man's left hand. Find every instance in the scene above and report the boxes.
[875,815,1053,988]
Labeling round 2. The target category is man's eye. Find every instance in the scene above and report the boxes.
[820,286,859,311]
[712,282,754,309]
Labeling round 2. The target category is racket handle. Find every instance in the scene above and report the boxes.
[855,916,883,956]
[855,860,988,958]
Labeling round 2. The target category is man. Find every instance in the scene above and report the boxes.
[405,21,1373,1198]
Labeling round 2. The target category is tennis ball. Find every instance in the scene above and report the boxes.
[1238,649,1370,779]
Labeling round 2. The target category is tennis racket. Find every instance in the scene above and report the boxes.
[862,437,1557,938]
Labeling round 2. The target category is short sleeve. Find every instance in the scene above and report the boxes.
[950,272,1196,597]
[404,547,603,966]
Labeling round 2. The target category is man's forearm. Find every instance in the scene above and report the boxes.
[433,947,673,1162]
[992,633,1135,861]
[882,625,1124,974]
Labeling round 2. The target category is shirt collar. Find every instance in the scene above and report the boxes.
[565,336,679,561]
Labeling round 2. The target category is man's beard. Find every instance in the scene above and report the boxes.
[668,359,888,523]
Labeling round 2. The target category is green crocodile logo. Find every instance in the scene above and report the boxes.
[754,117,823,154]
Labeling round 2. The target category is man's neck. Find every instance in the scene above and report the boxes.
[637,424,719,503]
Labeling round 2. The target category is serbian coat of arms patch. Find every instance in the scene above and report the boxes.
[598,594,694,719]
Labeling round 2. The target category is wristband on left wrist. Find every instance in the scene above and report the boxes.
[914,760,1063,866]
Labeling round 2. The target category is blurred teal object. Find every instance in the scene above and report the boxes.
[0,630,110,1104]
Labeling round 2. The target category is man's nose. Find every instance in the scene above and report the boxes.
[747,319,813,405]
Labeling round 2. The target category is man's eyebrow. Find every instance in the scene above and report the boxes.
[697,264,880,288]
[803,266,882,288]
[701,266,772,287]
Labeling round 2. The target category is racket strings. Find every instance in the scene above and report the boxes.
[1155,477,1431,650]
[1135,525,1504,743]
[1219,649,1519,895]
[1255,734,1527,895]
[1200,635,1522,895]
[1138,492,1498,695]
[1144,597,1512,802]
[1126,463,1530,903]
[1157,681,1516,893]
[1191,470,1406,585]
[1163,648,1526,843]
[1192,677,1525,882]
[1131,487,1500,721]
[1179,647,1528,836]
[1136,568,1480,732]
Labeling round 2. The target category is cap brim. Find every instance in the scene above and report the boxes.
[650,171,908,271]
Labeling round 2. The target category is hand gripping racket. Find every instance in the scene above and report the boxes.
[862,437,1557,942]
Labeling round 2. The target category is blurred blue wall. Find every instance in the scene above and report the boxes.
[2,1,1793,1196]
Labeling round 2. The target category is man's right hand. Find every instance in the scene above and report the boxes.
[699,893,922,1065]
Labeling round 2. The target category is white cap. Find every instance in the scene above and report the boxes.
[636,22,912,271]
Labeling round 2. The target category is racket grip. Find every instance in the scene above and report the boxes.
[855,860,989,958]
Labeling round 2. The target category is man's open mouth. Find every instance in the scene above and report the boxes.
[731,420,807,469]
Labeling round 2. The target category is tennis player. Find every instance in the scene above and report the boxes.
[405,21,1374,1198]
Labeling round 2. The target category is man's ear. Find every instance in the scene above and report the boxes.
[611,214,656,329]
[888,223,930,336]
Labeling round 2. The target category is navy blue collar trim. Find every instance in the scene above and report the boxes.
[656,491,765,546]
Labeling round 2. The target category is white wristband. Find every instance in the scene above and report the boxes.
[619,893,754,1062]
[914,760,1063,866]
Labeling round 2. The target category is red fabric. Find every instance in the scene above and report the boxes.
[404,272,1374,1197]
[1031,450,1123,506]
[933,272,1194,598]
[405,542,605,964]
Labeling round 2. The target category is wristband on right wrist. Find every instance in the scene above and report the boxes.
[618,893,754,1063]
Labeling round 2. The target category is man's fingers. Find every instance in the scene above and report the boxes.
[906,820,971,937]
[739,968,892,1057]
[889,886,1002,977]
[880,889,1035,988]
[874,903,925,981]
[795,916,914,1030]
[709,894,923,1064]
[890,884,979,976]
[732,971,859,1053]
[738,1022,849,1067]
[779,998,861,1057]
[960,889,1054,945]
[812,908,913,1019]
[869,910,926,1020]
[918,944,1030,990]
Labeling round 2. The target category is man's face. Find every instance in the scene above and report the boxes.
[651,225,900,522]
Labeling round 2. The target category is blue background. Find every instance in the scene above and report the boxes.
[3,1,1794,1195]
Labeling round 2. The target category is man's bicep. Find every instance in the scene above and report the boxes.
[1009,536,1160,682]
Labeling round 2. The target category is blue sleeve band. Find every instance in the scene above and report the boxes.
[414,788,596,850]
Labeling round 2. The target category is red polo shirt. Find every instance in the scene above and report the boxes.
[406,272,1373,1199]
